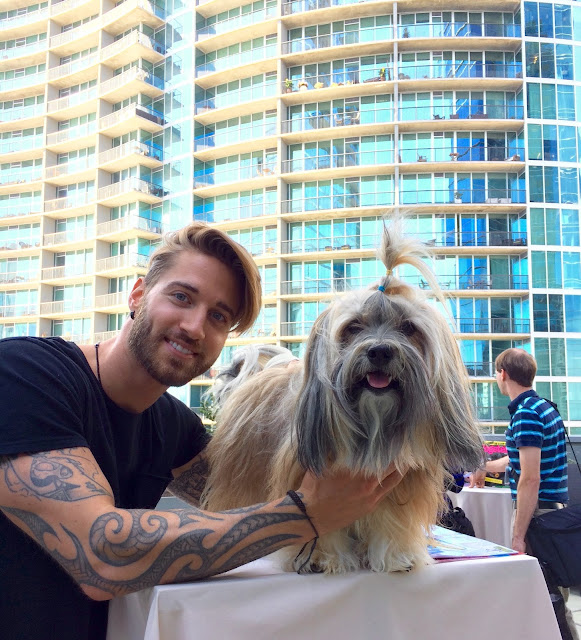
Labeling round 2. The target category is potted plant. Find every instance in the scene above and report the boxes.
[298,79,308,91]
[454,191,463,204]
[284,78,293,93]
[379,67,386,81]
[403,27,410,38]
[314,81,324,89]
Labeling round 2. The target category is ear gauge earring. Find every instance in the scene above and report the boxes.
[130,311,135,320]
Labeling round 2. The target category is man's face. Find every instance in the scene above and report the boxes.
[128,250,240,387]
[495,369,507,396]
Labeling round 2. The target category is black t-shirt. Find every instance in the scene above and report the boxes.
[0,336,209,640]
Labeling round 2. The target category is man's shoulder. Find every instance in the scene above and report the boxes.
[156,391,204,426]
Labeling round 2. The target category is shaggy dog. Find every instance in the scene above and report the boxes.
[201,219,484,574]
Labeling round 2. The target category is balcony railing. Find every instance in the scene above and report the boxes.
[475,405,511,422]
[43,227,94,246]
[282,233,390,254]
[0,7,49,29]
[0,304,37,317]
[0,42,47,60]
[95,215,162,236]
[196,43,277,76]
[98,141,162,165]
[0,169,43,185]
[44,193,95,212]
[405,273,529,291]
[402,189,526,206]
[197,3,277,39]
[285,68,391,91]
[50,18,101,48]
[47,87,98,113]
[281,191,394,213]
[42,263,92,280]
[39,298,93,314]
[0,238,41,250]
[281,107,393,133]
[193,203,278,223]
[195,125,276,151]
[281,275,380,295]
[194,163,277,188]
[94,252,149,272]
[282,150,394,173]
[455,317,530,333]
[51,0,94,16]
[46,122,97,146]
[44,156,96,179]
[97,178,163,201]
[397,62,522,81]
[465,361,496,377]
[99,67,164,96]
[413,230,527,248]
[280,320,315,336]
[0,203,42,219]
[93,329,120,342]
[398,22,521,39]
[0,103,45,122]
[100,31,165,61]
[282,0,377,15]
[400,146,524,164]
[0,137,43,155]
[48,53,99,81]
[0,71,46,93]
[99,103,165,129]
[282,27,394,54]
[0,269,39,284]
[94,291,129,308]
[401,102,524,121]
[195,82,277,113]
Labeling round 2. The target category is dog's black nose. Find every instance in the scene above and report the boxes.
[367,345,392,365]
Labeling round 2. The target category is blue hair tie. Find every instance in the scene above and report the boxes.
[378,269,393,293]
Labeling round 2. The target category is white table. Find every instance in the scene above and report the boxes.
[107,553,559,640]
[449,486,513,548]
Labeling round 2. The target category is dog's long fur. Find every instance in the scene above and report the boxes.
[201,219,484,574]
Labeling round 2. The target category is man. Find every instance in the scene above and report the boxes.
[471,347,577,640]
[0,223,403,640]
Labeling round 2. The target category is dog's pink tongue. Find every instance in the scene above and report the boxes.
[366,372,392,388]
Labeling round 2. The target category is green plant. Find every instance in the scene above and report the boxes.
[284,78,293,88]
[454,190,463,199]
[199,395,218,423]
[379,67,386,78]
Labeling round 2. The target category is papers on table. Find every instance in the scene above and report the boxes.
[428,525,517,560]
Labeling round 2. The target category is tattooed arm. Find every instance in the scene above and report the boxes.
[167,451,210,506]
[0,448,402,602]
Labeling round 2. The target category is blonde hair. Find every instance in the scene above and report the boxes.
[144,222,262,333]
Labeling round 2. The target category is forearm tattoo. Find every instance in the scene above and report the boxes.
[0,452,307,597]
[168,453,210,506]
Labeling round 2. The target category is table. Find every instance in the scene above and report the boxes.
[449,486,513,548]
[107,553,559,640]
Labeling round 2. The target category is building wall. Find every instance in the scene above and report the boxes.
[1,0,580,433]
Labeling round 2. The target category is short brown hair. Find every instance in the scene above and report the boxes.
[495,348,537,387]
[144,222,262,334]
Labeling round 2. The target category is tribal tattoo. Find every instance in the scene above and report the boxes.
[168,452,210,506]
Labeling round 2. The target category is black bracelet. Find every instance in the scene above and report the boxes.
[287,490,319,574]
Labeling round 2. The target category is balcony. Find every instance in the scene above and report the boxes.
[465,361,496,377]
[99,103,165,136]
[280,320,315,337]
[194,162,277,190]
[401,188,526,207]
[196,3,277,41]
[44,193,95,214]
[43,227,94,246]
[95,214,162,241]
[195,43,277,86]
[47,53,99,87]
[0,303,38,318]
[45,122,97,151]
[281,275,380,295]
[99,67,164,102]
[282,150,394,175]
[0,269,39,285]
[455,316,530,334]
[97,178,164,207]
[399,146,524,167]
[39,298,93,315]
[396,62,523,85]
[281,106,394,135]
[94,252,149,274]
[50,0,99,22]
[282,0,381,15]
[44,157,96,185]
[194,202,278,224]
[400,101,524,123]
[100,0,166,35]
[49,19,101,53]
[281,191,394,214]
[0,237,41,252]
[0,169,43,192]
[100,31,165,67]
[0,136,44,161]
[47,87,98,117]
[282,233,384,254]
[0,41,47,67]
[0,71,47,99]
[94,291,129,309]
[282,27,395,56]
[194,126,277,155]
[0,202,42,220]
[413,230,527,248]
[194,84,277,121]
[0,103,45,129]
[93,329,120,342]
[284,68,391,92]
[98,141,163,172]
[41,262,92,281]
[0,7,49,38]
[406,272,529,291]
[398,22,521,40]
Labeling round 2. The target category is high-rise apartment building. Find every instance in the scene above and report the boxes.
[1,0,580,434]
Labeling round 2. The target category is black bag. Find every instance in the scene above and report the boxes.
[526,504,581,588]
[440,505,476,537]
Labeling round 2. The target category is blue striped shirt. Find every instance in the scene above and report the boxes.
[505,390,568,502]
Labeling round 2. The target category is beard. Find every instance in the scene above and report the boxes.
[128,298,213,387]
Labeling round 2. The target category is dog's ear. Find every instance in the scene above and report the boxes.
[429,311,485,473]
[294,307,337,475]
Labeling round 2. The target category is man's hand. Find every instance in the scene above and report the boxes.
[296,465,404,537]
[469,468,486,488]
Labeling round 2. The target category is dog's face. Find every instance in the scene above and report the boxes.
[294,286,483,479]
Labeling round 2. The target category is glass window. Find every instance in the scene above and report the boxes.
[565,295,581,331]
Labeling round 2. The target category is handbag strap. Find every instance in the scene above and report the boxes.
[543,398,581,479]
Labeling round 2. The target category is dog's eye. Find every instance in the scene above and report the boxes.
[342,323,364,341]
[400,320,415,336]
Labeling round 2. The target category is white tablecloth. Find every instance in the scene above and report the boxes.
[107,553,559,640]
[449,486,513,548]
